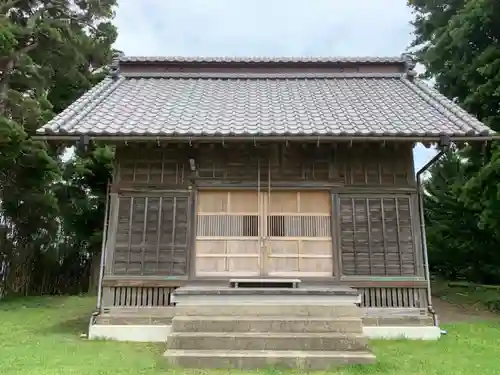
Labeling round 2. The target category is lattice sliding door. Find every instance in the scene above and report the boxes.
[195,191,261,277]
[113,193,190,276]
[266,191,333,277]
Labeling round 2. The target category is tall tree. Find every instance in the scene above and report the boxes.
[409,0,500,283]
[0,0,117,294]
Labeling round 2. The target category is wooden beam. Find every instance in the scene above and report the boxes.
[102,276,187,288]
[340,279,428,288]
[111,182,191,193]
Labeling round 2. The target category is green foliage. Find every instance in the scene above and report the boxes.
[0,0,117,295]
[55,145,114,257]
[409,0,500,284]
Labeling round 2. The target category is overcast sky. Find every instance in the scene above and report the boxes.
[113,0,436,170]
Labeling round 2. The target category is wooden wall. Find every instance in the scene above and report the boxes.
[111,194,191,276]
[113,142,414,186]
[338,195,417,277]
[104,141,420,280]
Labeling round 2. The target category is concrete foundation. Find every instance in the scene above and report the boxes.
[88,323,441,342]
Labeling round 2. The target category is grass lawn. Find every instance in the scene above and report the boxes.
[432,280,500,312]
[1,295,500,375]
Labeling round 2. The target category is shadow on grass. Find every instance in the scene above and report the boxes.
[50,311,91,335]
[39,310,92,336]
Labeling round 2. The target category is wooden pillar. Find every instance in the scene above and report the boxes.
[104,193,119,276]
[331,192,342,280]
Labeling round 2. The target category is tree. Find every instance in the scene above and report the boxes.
[54,145,115,293]
[0,0,117,294]
[423,150,499,282]
[408,0,500,283]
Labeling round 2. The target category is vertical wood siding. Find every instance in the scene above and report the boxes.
[338,195,416,276]
[112,193,191,276]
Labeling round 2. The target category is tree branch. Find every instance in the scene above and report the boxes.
[0,0,21,16]
[0,59,14,116]
[0,42,39,115]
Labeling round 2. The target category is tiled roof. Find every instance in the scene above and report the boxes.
[119,56,406,64]
[37,71,493,139]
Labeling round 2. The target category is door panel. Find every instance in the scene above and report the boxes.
[195,191,261,277]
[265,191,333,277]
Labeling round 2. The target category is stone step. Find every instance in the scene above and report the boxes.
[363,315,434,327]
[95,307,176,325]
[164,349,376,369]
[167,332,368,351]
[174,304,362,318]
[95,315,172,325]
[172,316,363,333]
[103,307,176,316]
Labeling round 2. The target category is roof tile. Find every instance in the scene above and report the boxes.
[37,72,493,139]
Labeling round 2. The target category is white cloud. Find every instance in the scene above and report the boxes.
[114,0,414,56]
[112,0,436,170]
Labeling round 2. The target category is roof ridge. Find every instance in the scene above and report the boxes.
[38,77,124,134]
[119,56,406,64]
[120,72,404,80]
[399,78,489,135]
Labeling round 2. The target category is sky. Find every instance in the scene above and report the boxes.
[112,0,437,171]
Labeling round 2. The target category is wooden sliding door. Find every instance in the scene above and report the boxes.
[265,191,333,277]
[195,190,261,277]
[195,190,334,278]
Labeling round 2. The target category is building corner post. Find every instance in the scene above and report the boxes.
[416,135,451,327]
[96,182,111,315]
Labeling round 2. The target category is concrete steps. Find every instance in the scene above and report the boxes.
[167,349,376,370]
[172,316,363,333]
[168,332,368,351]
[164,284,375,369]
[165,308,375,368]
[174,304,362,317]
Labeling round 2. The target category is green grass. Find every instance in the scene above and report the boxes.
[1,295,500,375]
[432,279,500,312]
